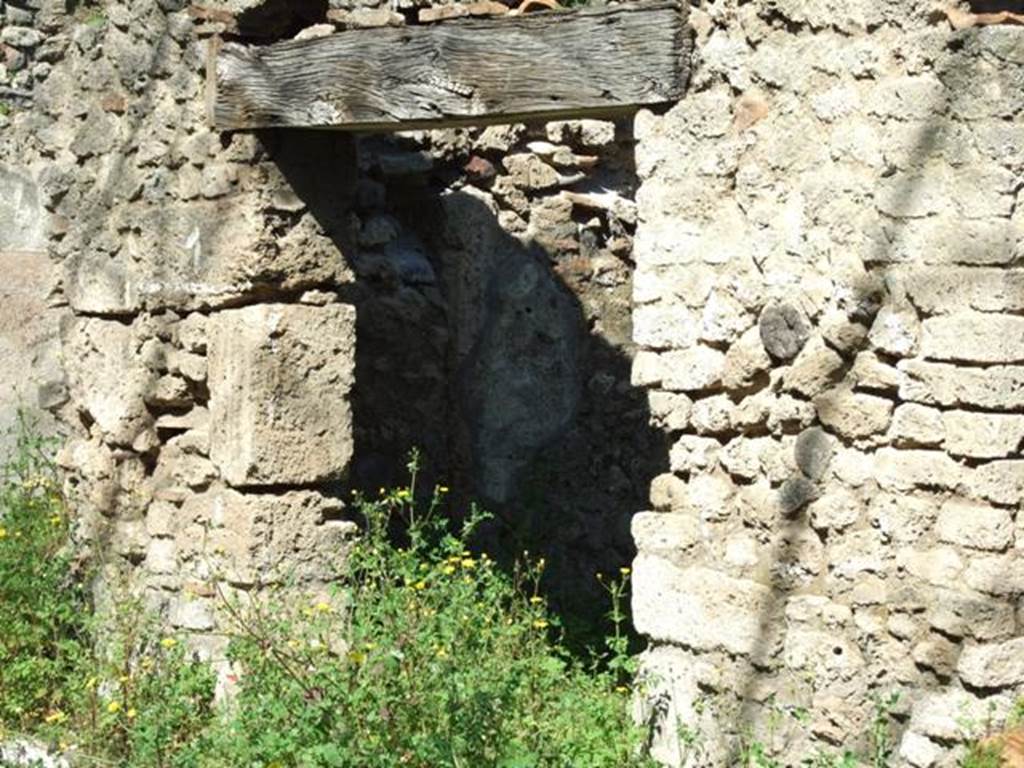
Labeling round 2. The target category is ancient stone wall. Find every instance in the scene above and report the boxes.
[629,2,1024,766]
[7,0,1024,763]
[1,0,655,661]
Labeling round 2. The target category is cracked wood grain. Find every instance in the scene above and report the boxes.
[208,1,691,131]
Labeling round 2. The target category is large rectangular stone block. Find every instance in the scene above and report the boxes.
[921,312,1024,364]
[632,554,772,656]
[182,488,357,586]
[899,360,1024,411]
[208,303,356,487]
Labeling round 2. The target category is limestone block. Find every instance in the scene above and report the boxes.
[942,412,1024,460]
[900,732,942,768]
[890,404,944,447]
[814,386,893,440]
[829,529,889,580]
[647,391,692,432]
[632,555,772,656]
[690,395,733,434]
[631,350,664,387]
[69,192,356,314]
[669,435,721,474]
[208,303,356,487]
[634,646,729,768]
[700,290,751,344]
[685,472,736,521]
[782,337,844,398]
[721,436,784,482]
[0,165,49,251]
[649,473,687,511]
[897,547,965,589]
[502,154,559,190]
[184,489,358,586]
[146,501,177,538]
[958,638,1024,689]
[883,215,1022,267]
[868,493,938,544]
[170,598,216,631]
[912,634,959,677]
[767,395,817,434]
[963,554,1024,597]
[145,538,178,575]
[631,512,701,558]
[899,360,1024,411]
[62,317,155,447]
[866,74,947,121]
[660,346,726,392]
[722,325,772,390]
[909,691,1011,743]
[820,310,869,356]
[874,449,962,493]
[851,352,904,393]
[808,489,862,532]
[903,267,1024,315]
[927,588,1016,642]
[921,312,1024,364]
[868,304,920,358]
[961,460,1024,506]
[633,303,698,350]
[783,629,864,681]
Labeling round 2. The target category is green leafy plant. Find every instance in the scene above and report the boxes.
[203,454,652,767]
[0,413,88,732]
[961,740,1003,768]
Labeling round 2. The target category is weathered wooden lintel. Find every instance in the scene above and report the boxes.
[208,1,691,132]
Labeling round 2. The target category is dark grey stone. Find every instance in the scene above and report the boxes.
[759,302,811,363]
[779,475,820,516]
[794,426,833,481]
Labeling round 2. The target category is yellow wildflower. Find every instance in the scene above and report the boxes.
[532,619,549,630]
[347,650,367,665]
[84,676,98,690]
[615,685,629,694]
[439,486,450,493]
[44,711,67,725]
[414,580,426,591]
[529,596,543,605]
[460,558,476,569]
[0,527,6,540]
[443,565,456,575]
[436,648,448,659]
[126,708,138,720]
[160,637,177,649]
[363,642,377,651]
[619,567,631,576]
[140,657,154,670]
[50,515,62,526]
[315,601,331,613]
[106,701,121,714]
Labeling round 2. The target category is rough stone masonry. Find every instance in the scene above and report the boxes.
[0,0,1023,765]
[628,1,1024,765]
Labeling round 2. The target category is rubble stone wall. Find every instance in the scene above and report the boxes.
[5,0,1024,763]
[628,2,1024,766]
[0,0,653,660]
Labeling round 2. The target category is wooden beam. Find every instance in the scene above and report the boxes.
[208,1,691,131]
